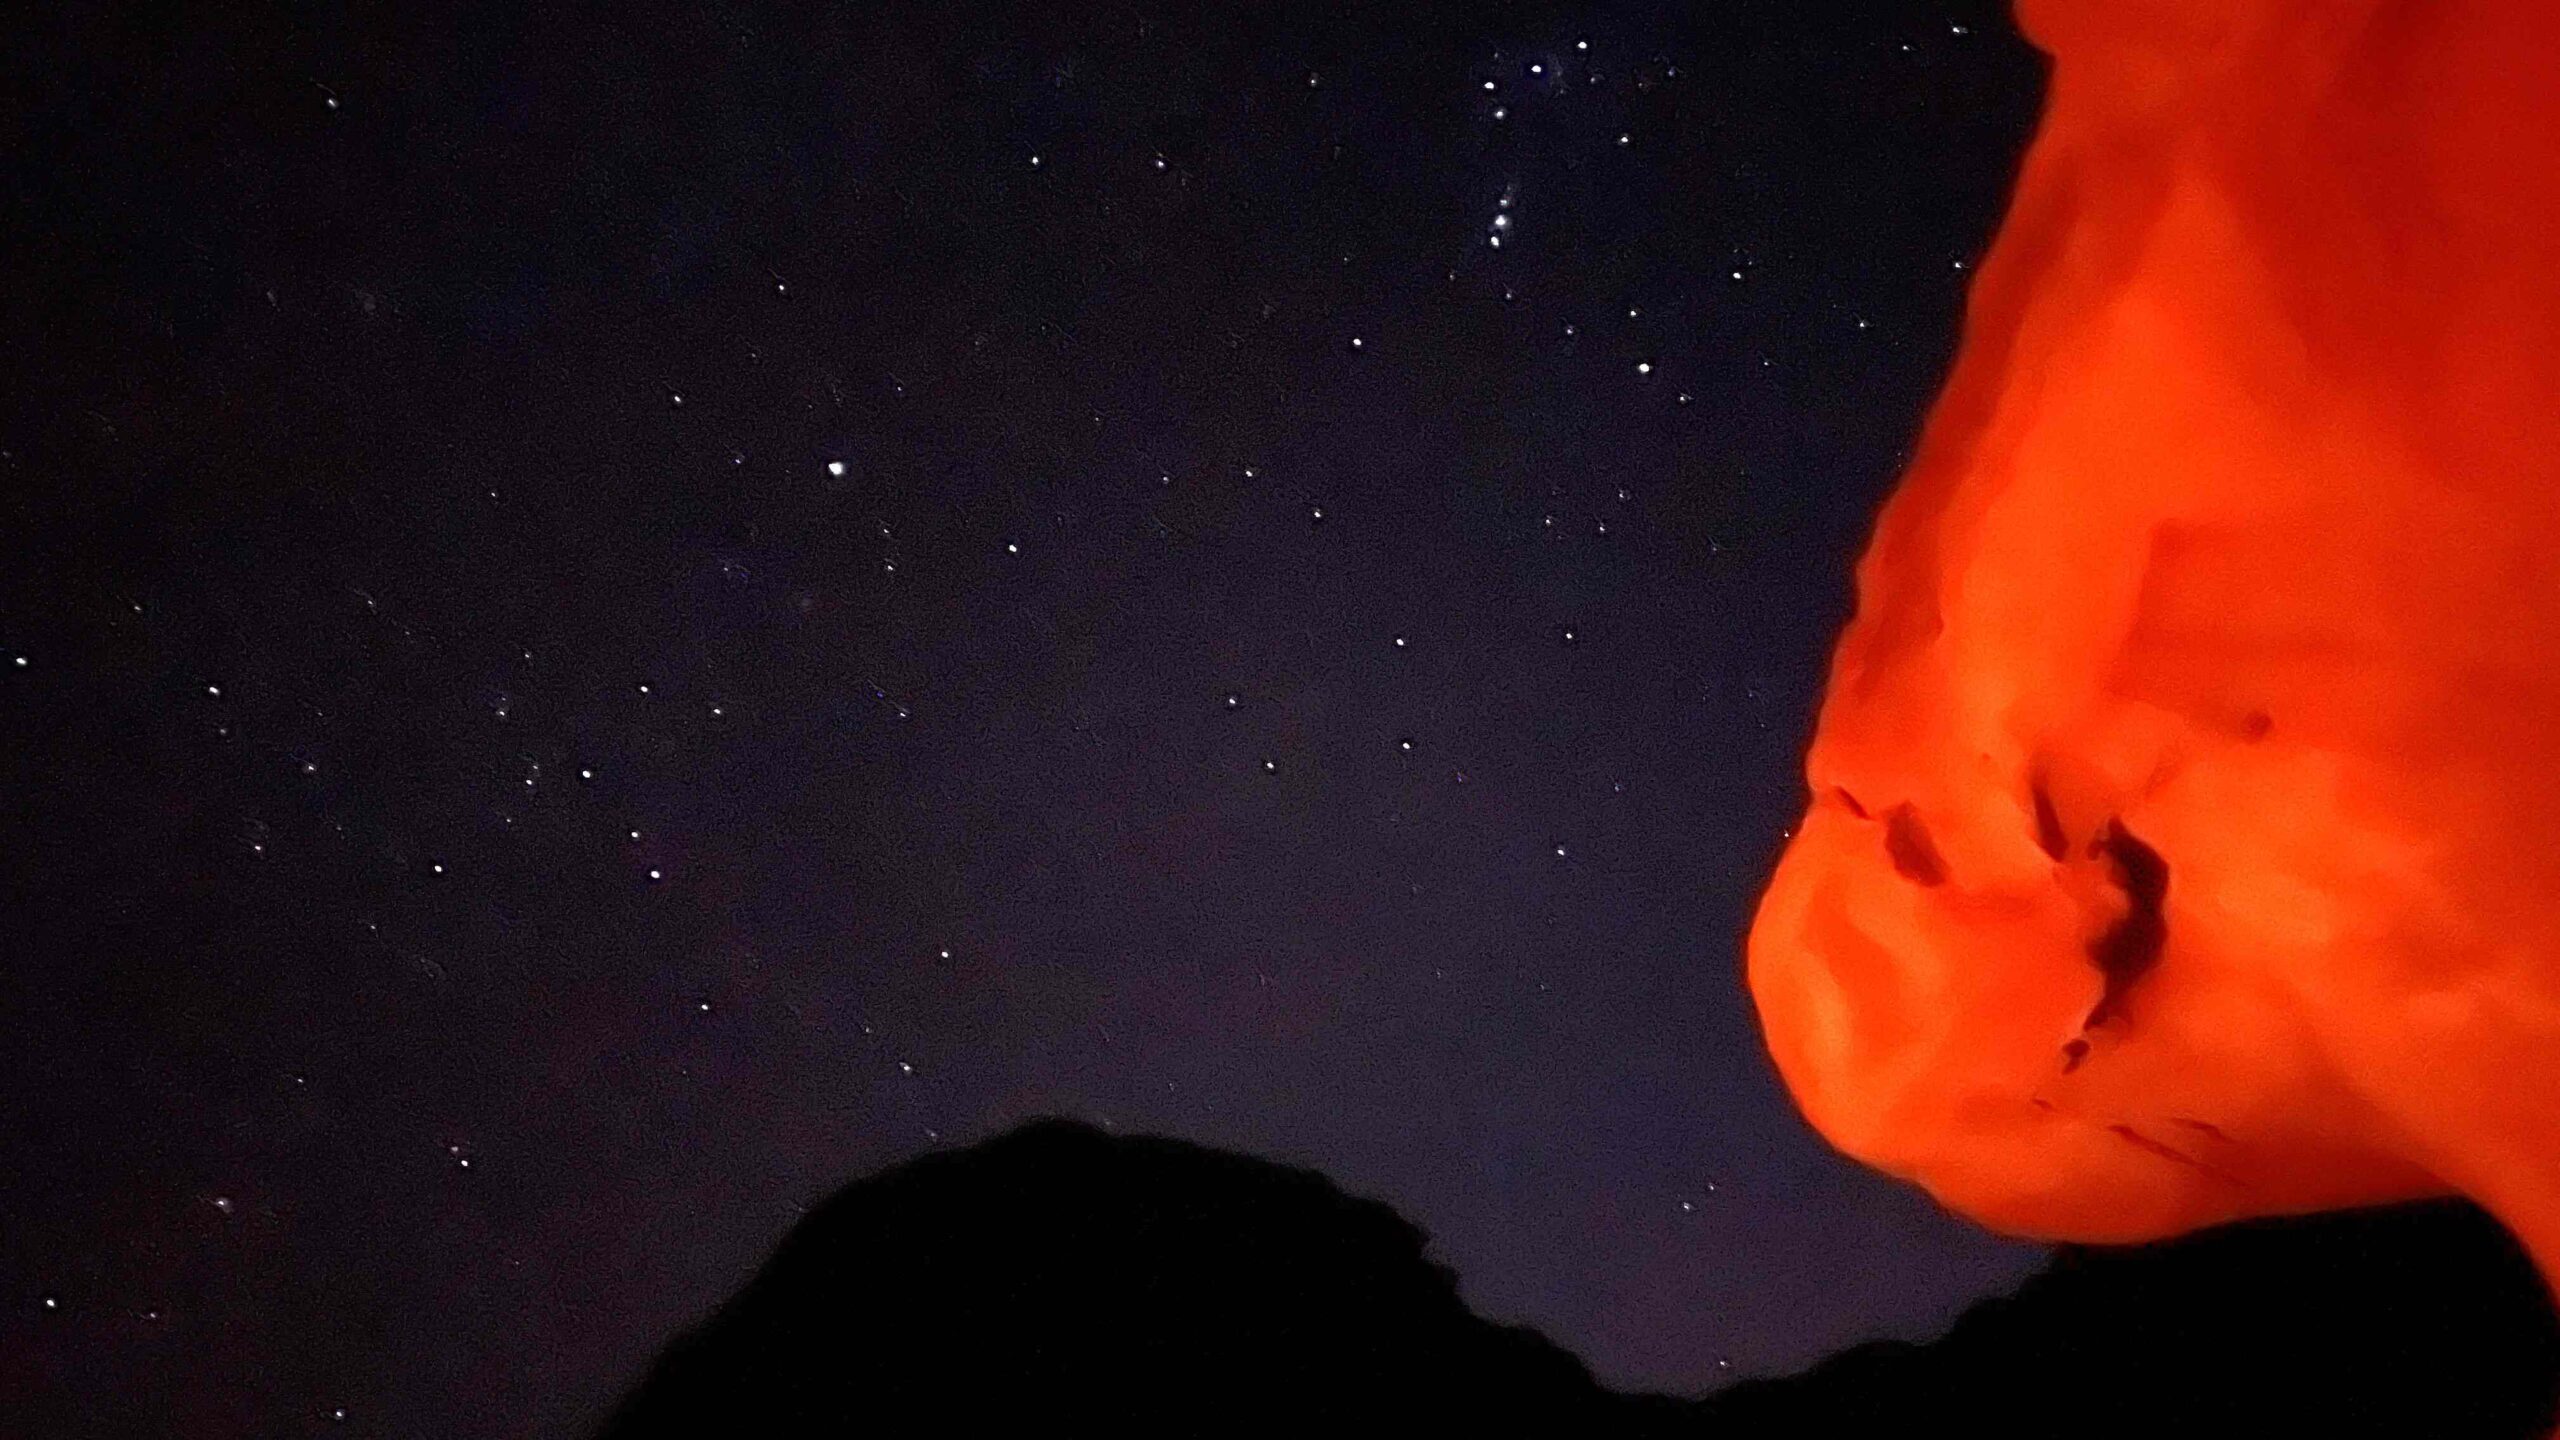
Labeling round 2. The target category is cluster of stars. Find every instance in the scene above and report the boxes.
[0,6,2040,1416]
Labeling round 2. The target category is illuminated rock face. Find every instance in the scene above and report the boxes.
[1745,0,2560,1295]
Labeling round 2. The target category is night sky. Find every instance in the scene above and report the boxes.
[3,2,2055,1433]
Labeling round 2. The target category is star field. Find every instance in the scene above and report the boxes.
[3,2,2048,1433]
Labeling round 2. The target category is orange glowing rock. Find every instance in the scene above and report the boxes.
[1744,0,2560,1316]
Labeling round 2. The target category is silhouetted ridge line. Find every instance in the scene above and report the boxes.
[595,1119,1619,1437]
[598,1118,2560,1438]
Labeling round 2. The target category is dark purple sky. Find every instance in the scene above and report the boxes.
[2,2,2052,1433]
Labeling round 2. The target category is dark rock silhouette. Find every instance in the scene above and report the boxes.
[596,1118,2560,1438]
[1709,1195,2560,1439]
[594,1119,1623,1437]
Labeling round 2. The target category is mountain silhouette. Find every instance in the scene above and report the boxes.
[596,1118,2560,1438]
[1708,1190,2560,1438]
